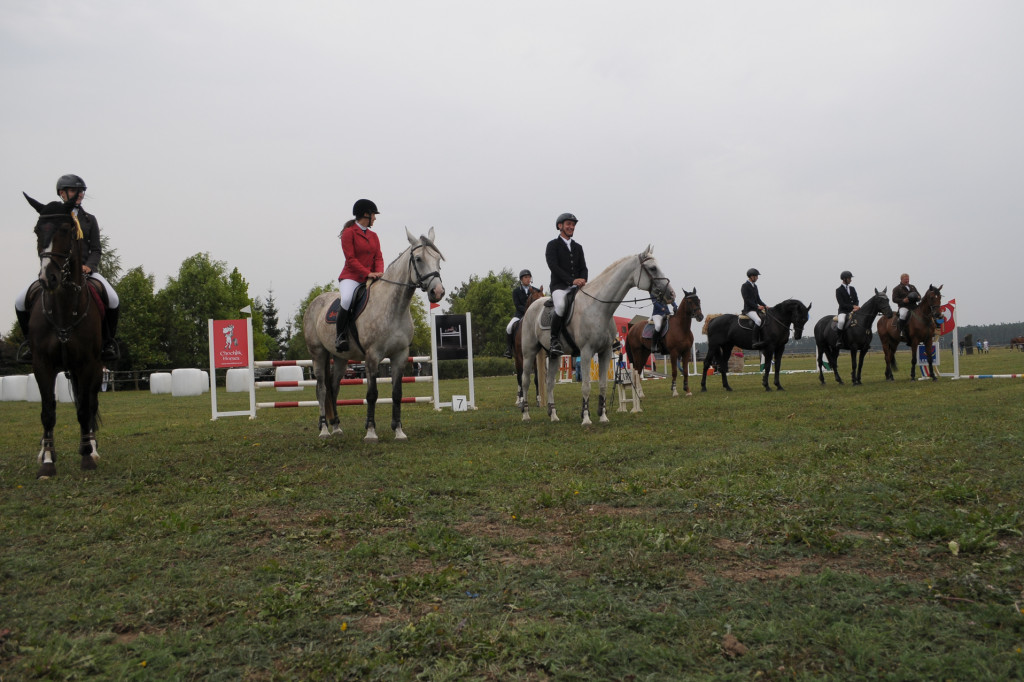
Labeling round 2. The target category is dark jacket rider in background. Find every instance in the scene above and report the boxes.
[504,269,539,358]
[835,270,859,346]
[741,268,767,350]
[891,273,920,340]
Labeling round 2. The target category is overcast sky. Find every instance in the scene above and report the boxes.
[3,1,1022,343]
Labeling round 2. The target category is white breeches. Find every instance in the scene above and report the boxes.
[552,289,568,316]
[338,279,361,309]
[747,312,762,327]
[837,313,848,330]
[506,317,521,334]
[898,307,910,321]
[651,314,665,332]
[15,273,118,311]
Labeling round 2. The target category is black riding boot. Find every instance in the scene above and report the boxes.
[16,308,32,362]
[102,307,120,361]
[503,330,514,359]
[897,317,907,341]
[751,323,766,350]
[335,309,351,352]
[837,325,847,349]
[549,313,564,357]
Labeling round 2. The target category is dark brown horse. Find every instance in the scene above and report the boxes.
[877,284,943,381]
[1012,336,1024,351]
[514,286,546,408]
[23,194,104,478]
[625,289,703,405]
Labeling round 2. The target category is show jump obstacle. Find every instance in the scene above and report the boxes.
[208,311,476,420]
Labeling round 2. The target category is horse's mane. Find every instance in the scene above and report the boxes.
[383,234,446,272]
[585,253,637,288]
[702,313,724,335]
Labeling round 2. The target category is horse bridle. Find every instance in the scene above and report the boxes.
[36,215,82,293]
[378,242,442,293]
[637,254,671,303]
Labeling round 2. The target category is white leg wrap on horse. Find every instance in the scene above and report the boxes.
[364,427,378,443]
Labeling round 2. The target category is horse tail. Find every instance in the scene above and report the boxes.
[702,313,723,336]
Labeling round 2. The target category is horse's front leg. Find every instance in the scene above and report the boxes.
[773,350,784,390]
[364,368,379,442]
[75,373,100,469]
[597,352,611,423]
[580,359,593,426]
[927,345,939,381]
[36,370,58,479]
[546,355,559,423]
[520,353,534,421]
[390,359,408,440]
[762,355,772,391]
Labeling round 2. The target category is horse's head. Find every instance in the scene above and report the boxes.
[681,287,703,322]
[783,299,811,340]
[637,245,675,305]
[527,285,545,307]
[25,193,82,293]
[405,227,445,303]
[872,287,894,318]
[923,284,943,320]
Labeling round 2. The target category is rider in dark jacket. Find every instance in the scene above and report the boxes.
[741,268,767,349]
[835,270,860,347]
[504,269,539,358]
[892,273,920,340]
[545,213,588,356]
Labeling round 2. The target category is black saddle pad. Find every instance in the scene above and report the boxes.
[325,284,369,324]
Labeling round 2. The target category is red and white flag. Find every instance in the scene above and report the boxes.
[939,299,956,335]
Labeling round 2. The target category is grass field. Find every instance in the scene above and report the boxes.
[2,347,1023,680]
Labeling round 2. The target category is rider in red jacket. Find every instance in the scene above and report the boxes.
[336,199,384,351]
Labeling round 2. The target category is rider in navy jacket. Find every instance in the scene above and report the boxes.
[741,268,767,349]
[835,270,859,346]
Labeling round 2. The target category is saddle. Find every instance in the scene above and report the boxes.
[324,283,369,324]
[26,279,107,318]
[539,288,580,355]
[325,283,370,350]
[640,322,663,340]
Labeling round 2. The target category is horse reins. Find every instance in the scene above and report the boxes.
[375,242,442,293]
[577,254,672,305]
[35,213,92,344]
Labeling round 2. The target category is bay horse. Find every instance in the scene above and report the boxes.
[303,228,445,440]
[813,287,893,386]
[520,246,674,425]
[514,286,546,408]
[1011,336,1024,352]
[23,194,104,478]
[876,284,943,381]
[700,299,812,392]
[624,288,703,411]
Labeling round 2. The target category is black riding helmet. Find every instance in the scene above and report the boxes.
[556,212,578,228]
[840,270,853,280]
[746,268,760,277]
[519,269,532,279]
[56,174,87,194]
[353,199,379,219]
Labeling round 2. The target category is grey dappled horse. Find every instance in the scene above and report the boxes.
[303,228,444,441]
[520,246,674,425]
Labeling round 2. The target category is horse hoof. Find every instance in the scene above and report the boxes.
[318,428,331,439]
[81,456,97,471]
[36,464,56,479]
[522,412,531,422]
[394,429,408,441]
[599,414,610,423]
[685,391,693,397]
[364,434,379,443]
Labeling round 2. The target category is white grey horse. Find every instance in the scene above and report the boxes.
[520,246,674,425]
[303,227,444,441]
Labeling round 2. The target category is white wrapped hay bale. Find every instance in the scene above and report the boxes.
[171,368,204,396]
[55,373,74,403]
[150,372,172,394]
[3,375,28,401]
[25,375,42,402]
[226,368,251,392]
[275,365,304,392]
[200,371,210,393]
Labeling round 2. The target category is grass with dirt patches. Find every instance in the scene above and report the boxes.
[1,347,1023,679]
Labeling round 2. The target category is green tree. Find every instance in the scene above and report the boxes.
[157,253,261,368]
[116,266,167,370]
[286,283,336,360]
[446,269,517,356]
[410,295,431,356]
[97,233,123,286]
[256,288,284,360]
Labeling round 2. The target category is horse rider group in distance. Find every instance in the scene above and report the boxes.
[15,185,928,366]
[502,212,930,359]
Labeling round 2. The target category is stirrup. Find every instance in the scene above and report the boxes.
[17,342,33,363]
[101,341,120,361]
[335,334,349,352]
[548,341,563,357]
